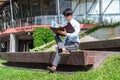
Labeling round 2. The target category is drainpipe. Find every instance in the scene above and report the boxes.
[85,0,87,19]
[57,0,60,23]
[10,0,14,27]
[99,0,103,23]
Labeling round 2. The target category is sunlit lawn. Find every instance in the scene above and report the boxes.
[0,54,120,80]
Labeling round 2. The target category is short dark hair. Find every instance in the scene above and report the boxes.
[63,8,73,16]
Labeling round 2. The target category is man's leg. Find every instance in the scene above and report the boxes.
[47,35,65,72]
[52,43,79,67]
[65,43,79,51]
[54,34,65,49]
[47,43,79,72]
[52,47,61,67]
[47,34,63,72]
[47,47,61,72]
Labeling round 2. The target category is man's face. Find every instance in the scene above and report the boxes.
[64,15,72,22]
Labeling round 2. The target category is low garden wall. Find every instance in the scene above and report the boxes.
[89,26,120,40]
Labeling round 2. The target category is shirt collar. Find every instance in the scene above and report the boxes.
[69,18,73,22]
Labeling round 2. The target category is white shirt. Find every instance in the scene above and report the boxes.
[62,18,80,43]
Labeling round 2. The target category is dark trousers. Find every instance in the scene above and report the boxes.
[52,34,79,66]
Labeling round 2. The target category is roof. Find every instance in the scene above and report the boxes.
[80,24,98,30]
[0,0,96,11]
[0,0,8,5]
[0,0,9,11]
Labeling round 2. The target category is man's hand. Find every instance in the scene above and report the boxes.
[57,28,67,36]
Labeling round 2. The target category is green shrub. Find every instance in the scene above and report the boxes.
[33,27,54,47]
[84,19,95,24]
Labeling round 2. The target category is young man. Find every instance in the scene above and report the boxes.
[48,8,80,72]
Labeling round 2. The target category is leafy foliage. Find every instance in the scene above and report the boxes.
[30,40,56,52]
[84,19,95,24]
[33,27,54,47]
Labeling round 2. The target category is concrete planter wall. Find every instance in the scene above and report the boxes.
[89,26,120,40]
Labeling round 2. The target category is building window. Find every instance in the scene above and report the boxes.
[60,0,72,14]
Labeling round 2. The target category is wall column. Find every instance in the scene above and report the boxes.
[10,0,14,27]
[57,0,60,23]
[10,33,16,52]
[99,0,103,23]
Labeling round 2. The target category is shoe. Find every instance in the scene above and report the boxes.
[47,66,56,73]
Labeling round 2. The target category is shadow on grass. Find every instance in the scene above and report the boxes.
[3,62,93,72]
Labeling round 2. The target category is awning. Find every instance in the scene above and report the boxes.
[0,0,9,10]
[0,0,9,6]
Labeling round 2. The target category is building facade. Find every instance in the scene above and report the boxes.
[0,0,120,52]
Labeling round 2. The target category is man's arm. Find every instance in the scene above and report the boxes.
[66,24,80,37]
[57,28,67,36]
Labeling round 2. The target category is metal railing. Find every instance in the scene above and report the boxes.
[74,14,120,24]
[9,15,65,28]
[1,14,120,30]
[0,15,65,30]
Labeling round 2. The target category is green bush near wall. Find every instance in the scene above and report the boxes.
[33,27,54,47]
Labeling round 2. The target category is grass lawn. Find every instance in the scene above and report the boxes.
[0,54,120,80]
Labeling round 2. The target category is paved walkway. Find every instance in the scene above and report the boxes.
[80,35,99,42]
[0,63,4,66]
[45,45,57,52]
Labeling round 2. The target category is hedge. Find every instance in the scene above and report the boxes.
[33,27,54,47]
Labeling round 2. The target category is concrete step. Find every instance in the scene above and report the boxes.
[1,50,119,68]
[80,39,120,51]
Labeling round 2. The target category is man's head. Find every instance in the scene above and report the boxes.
[63,8,73,22]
